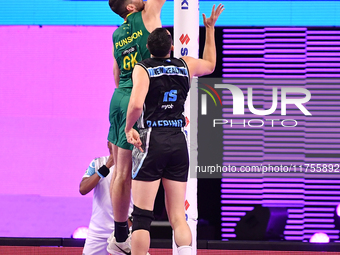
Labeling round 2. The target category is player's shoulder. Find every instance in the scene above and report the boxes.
[113,19,131,34]
[88,156,107,170]
[172,57,186,65]
[113,25,125,36]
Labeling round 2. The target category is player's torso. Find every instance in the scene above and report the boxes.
[113,12,150,89]
[137,58,190,129]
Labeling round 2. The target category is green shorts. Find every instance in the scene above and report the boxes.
[108,87,134,150]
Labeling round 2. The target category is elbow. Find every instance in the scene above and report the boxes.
[209,65,215,75]
[79,185,88,196]
[206,63,215,75]
[130,103,143,114]
[135,105,143,113]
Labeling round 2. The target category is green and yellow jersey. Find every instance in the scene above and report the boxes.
[112,11,150,89]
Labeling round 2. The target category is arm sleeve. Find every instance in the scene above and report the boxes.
[83,159,96,178]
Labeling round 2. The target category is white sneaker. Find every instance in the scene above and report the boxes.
[107,232,131,255]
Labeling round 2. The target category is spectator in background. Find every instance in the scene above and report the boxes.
[79,141,133,255]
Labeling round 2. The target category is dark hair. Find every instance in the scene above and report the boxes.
[147,28,173,58]
[108,0,130,19]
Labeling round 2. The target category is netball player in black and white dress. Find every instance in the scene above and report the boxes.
[125,5,224,255]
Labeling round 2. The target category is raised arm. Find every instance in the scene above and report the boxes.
[144,0,166,18]
[142,0,166,32]
[182,4,224,78]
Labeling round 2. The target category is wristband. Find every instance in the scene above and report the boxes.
[97,165,110,178]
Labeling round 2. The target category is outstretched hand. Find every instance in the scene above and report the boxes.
[125,128,144,152]
[202,4,224,28]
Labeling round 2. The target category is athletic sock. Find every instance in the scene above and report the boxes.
[114,221,129,242]
[177,245,192,255]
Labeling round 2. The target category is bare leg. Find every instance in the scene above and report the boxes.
[131,179,161,255]
[110,144,132,240]
[162,178,191,247]
[109,144,118,201]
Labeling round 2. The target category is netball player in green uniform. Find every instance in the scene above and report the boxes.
[107,0,166,253]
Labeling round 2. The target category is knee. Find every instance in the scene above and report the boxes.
[169,214,187,230]
[115,171,131,184]
[132,205,154,233]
